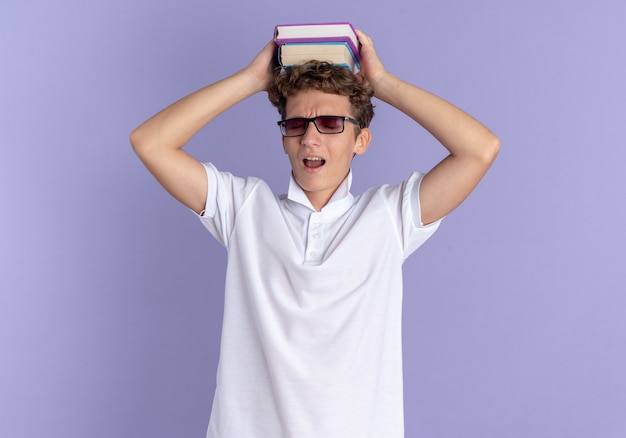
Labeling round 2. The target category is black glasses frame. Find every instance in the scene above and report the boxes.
[277,116,361,137]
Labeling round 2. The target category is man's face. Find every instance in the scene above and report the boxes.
[282,89,370,210]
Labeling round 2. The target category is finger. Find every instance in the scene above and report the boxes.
[355,29,373,47]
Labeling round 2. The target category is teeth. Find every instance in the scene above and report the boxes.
[304,157,324,161]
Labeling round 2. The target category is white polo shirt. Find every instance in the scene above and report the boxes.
[198,163,441,438]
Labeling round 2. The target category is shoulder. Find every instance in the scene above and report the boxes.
[203,162,268,194]
[361,172,425,203]
[200,162,274,218]
[359,172,441,228]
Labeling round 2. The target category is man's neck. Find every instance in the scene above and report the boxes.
[288,170,352,212]
[305,191,334,212]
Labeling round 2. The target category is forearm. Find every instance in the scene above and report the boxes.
[371,72,499,160]
[130,68,266,153]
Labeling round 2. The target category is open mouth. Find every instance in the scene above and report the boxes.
[303,157,326,169]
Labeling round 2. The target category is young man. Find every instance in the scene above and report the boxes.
[131,29,499,438]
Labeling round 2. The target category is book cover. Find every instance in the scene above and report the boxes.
[274,22,361,61]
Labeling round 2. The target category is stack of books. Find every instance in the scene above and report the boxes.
[274,22,361,74]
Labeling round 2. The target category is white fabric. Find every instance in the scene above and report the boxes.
[198,163,441,438]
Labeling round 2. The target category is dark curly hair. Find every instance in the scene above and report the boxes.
[267,61,375,132]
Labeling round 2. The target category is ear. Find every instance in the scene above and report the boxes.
[353,128,372,156]
[282,135,287,154]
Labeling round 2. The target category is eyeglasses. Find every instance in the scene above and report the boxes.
[277,116,360,137]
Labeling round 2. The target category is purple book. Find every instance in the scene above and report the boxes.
[274,22,361,61]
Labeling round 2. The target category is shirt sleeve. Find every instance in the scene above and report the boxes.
[193,163,261,248]
[401,172,443,258]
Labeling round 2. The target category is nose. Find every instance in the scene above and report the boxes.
[300,120,321,145]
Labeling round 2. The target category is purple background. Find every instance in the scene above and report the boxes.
[2,0,625,437]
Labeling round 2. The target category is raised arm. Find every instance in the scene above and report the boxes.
[356,30,500,225]
[130,40,277,214]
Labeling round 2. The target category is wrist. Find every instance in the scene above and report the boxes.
[368,71,396,100]
[240,63,273,94]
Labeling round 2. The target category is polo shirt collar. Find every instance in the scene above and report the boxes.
[287,170,354,214]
